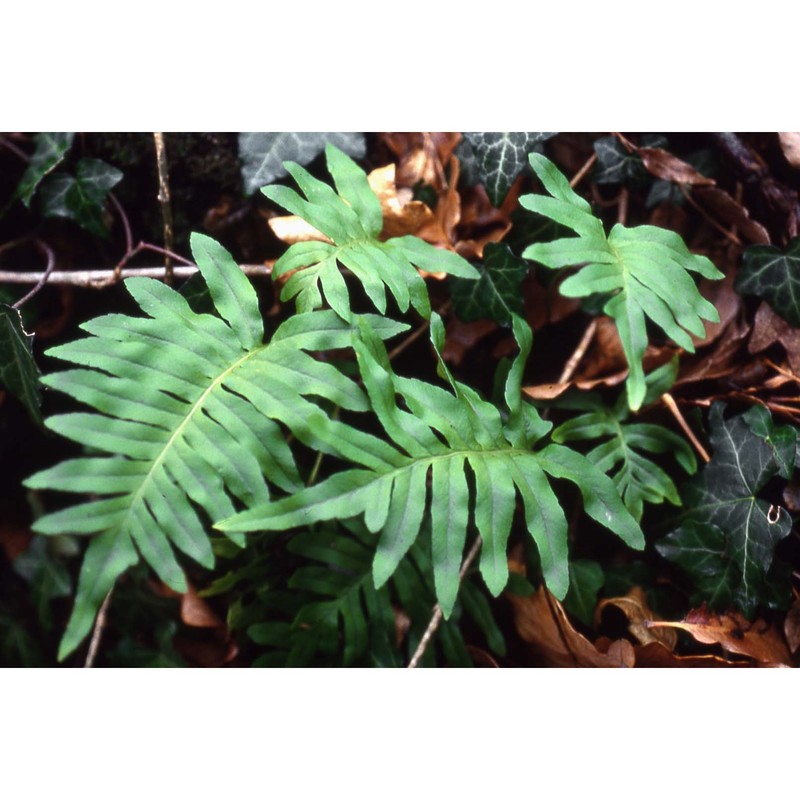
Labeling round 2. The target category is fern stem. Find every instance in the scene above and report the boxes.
[407,535,482,669]
[84,587,114,668]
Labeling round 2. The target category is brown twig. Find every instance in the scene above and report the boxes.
[84,587,114,668]
[661,392,711,463]
[0,262,273,288]
[387,301,451,362]
[617,187,629,226]
[407,535,483,668]
[11,241,56,309]
[153,133,175,285]
[569,153,597,189]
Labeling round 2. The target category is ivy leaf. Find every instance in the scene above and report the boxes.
[16,132,75,206]
[264,144,479,321]
[592,134,667,186]
[658,404,796,616]
[520,153,723,410]
[39,158,123,237]
[239,132,366,195]
[0,304,43,425]
[462,132,556,206]
[449,243,529,325]
[735,237,800,327]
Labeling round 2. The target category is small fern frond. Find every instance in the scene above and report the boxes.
[520,153,723,410]
[263,144,479,320]
[551,361,697,521]
[25,233,409,659]
[220,314,644,616]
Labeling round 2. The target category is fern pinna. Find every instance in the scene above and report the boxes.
[220,313,644,618]
[24,233,408,659]
[520,153,723,411]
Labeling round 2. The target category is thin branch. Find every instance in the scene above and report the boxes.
[0,263,273,287]
[84,587,114,668]
[569,152,597,189]
[558,319,597,385]
[153,133,175,285]
[11,241,56,309]
[0,134,29,162]
[407,535,482,669]
[387,301,451,362]
[108,191,133,255]
[661,392,711,463]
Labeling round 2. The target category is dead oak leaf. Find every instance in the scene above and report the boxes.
[646,605,792,667]
[595,587,678,650]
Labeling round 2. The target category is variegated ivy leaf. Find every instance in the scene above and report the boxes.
[735,237,800,327]
[658,404,796,617]
[462,132,556,207]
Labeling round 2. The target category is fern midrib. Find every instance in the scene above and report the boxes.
[122,341,271,529]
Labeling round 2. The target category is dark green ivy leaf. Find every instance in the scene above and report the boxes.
[735,237,800,327]
[449,243,529,324]
[462,132,556,206]
[658,404,796,616]
[238,132,366,195]
[0,304,43,425]
[593,134,667,186]
[15,132,75,206]
[39,158,123,238]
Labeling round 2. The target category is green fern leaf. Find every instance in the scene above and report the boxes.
[25,232,409,660]
[520,153,723,410]
[220,314,644,616]
[263,143,479,320]
[551,361,697,521]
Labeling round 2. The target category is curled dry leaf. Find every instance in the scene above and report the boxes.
[594,587,678,650]
[778,133,800,169]
[646,605,793,667]
[180,581,225,629]
[507,585,635,667]
[692,186,771,245]
[748,301,800,375]
[378,132,462,191]
[784,598,800,654]
[637,147,715,186]
[367,164,435,240]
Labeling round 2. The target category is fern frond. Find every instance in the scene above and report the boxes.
[520,153,723,410]
[263,144,479,320]
[221,314,644,616]
[551,361,697,521]
[25,233,409,660]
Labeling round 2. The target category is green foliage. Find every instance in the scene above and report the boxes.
[592,134,666,186]
[520,153,724,410]
[563,559,604,628]
[221,313,644,615]
[39,158,123,237]
[449,243,529,324]
[24,232,408,659]
[263,144,479,320]
[15,132,75,206]
[657,404,796,616]
[735,237,800,326]
[0,304,43,425]
[551,360,697,521]
[239,132,366,195]
[243,520,504,667]
[461,132,556,206]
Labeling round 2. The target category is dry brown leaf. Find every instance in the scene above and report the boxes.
[637,147,715,186]
[441,317,497,366]
[595,587,678,650]
[692,186,771,244]
[784,598,800,653]
[367,164,435,240]
[522,373,629,401]
[0,523,32,562]
[508,586,635,667]
[268,214,331,245]
[647,606,792,667]
[633,641,751,668]
[748,301,800,375]
[692,269,743,349]
[180,582,225,629]
[778,132,800,169]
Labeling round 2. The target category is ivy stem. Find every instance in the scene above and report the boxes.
[84,587,114,668]
[661,392,711,463]
[407,535,482,668]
